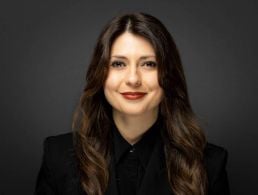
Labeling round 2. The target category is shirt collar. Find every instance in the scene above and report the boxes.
[111,117,161,168]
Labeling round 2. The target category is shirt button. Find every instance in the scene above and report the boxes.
[129,147,135,153]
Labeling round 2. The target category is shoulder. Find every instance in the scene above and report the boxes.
[44,132,74,151]
[36,133,83,193]
[204,142,228,175]
[204,142,230,193]
[204,142,228,172]
[204,142,228,164]
[42,132,76,175]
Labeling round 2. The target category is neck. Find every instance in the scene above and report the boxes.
[113,109,159,145]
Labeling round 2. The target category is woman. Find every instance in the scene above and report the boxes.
[35,12,230,195]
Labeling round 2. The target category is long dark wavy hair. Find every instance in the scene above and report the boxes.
[72,12,207,195]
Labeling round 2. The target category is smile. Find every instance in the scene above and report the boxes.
[120,92,147,100]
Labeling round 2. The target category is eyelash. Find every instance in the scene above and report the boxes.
[110,61,157,68]
[110,61,126,67]
[144,61,157,67]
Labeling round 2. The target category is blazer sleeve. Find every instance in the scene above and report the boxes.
[206,144,230,195]
[35,137,57,195]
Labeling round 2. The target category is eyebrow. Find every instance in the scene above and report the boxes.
[111,55,156,60]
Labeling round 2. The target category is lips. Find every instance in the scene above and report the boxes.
[120,92,147,100]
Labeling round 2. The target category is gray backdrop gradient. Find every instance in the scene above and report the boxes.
[1,0,257,194]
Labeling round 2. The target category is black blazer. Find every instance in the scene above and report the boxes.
[35,133,230,195]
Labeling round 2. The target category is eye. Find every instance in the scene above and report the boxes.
[142,61,157,68]
[110,61,126,68]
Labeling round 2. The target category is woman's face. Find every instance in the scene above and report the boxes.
[104,32,163,116]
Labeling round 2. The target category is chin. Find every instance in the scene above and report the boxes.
[117,107,153,116]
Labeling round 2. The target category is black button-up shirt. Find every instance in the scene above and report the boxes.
[111,119,160,195]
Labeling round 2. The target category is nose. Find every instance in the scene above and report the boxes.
[125,65,141,87]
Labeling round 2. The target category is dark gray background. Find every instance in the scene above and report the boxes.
[1,0,257,194]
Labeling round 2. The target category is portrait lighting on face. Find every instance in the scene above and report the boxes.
[104,32,163,117]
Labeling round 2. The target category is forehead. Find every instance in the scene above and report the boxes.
[110,32,155,57]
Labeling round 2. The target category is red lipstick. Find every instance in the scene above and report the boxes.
[120,92,147,100]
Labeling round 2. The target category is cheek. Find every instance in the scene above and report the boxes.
[153,87,164,104]
[103,81,114,107]
[146,73,161,91]
[104,74,117,92]
[104,73,122,103]
[147,76,164,103]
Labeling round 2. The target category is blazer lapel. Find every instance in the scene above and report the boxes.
[137,138,172,195]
